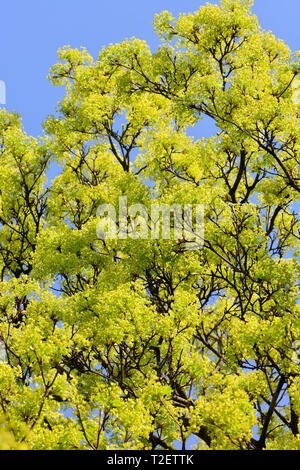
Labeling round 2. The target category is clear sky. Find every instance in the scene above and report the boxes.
[0,0,299,137]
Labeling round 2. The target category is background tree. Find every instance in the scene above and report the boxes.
[0,0,299,450]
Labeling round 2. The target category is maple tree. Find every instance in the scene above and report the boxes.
[0,0,299,450]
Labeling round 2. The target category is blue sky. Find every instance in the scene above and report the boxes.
[0,0,299,137]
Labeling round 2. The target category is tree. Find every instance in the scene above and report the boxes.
[0,0,299,450]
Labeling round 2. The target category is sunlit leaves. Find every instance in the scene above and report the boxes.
[0,0,299,451]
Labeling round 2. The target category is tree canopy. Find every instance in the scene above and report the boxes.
[0,0,299,450]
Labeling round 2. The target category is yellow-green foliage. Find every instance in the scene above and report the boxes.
[0,0,299,451]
